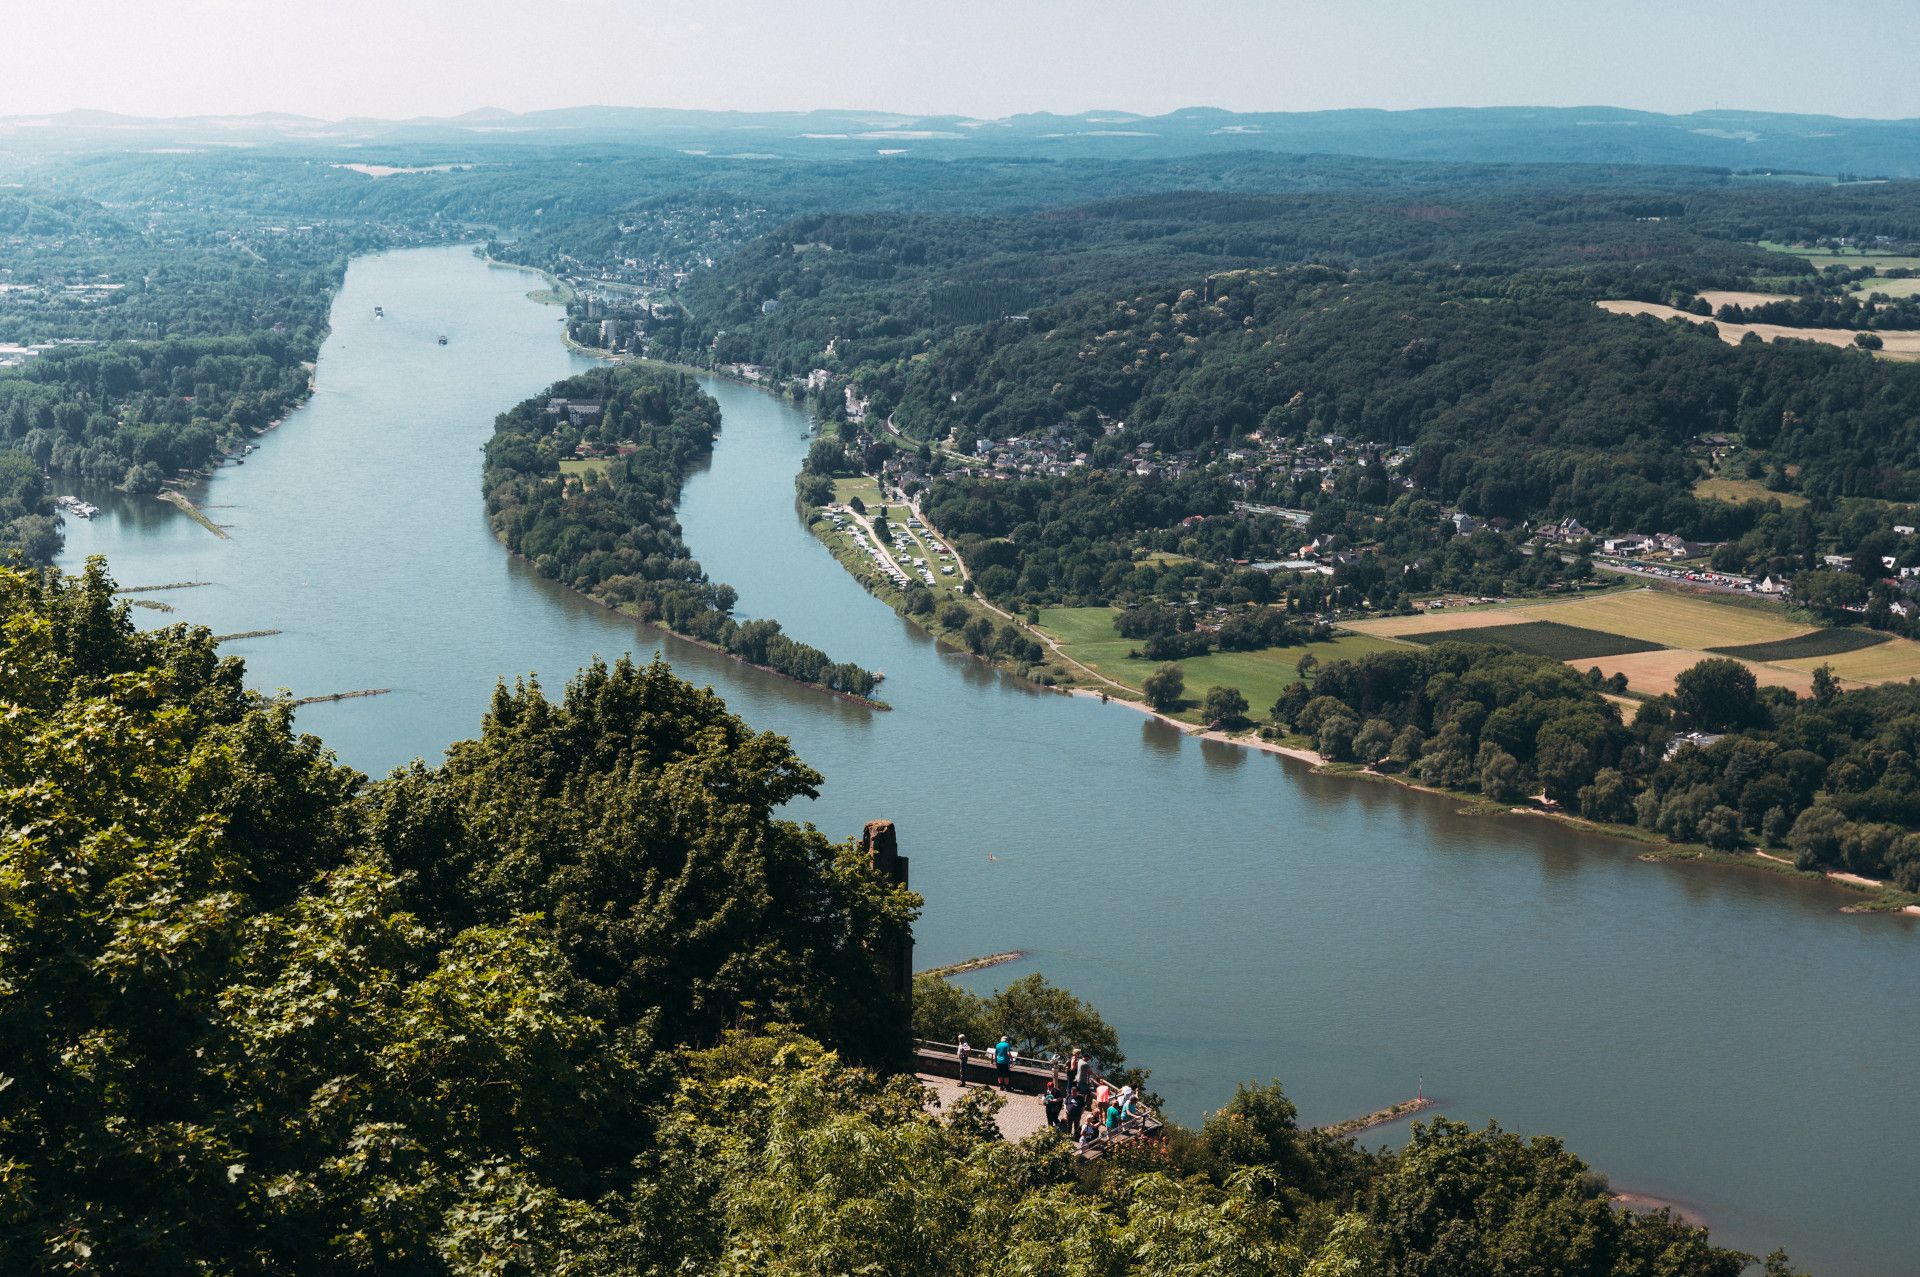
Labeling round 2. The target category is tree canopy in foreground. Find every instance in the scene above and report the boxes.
[0,560,1781,1275]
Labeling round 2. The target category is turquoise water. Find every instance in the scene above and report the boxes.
[58,246,1918,1276]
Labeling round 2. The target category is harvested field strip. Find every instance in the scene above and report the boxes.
[1776,636,1920,684]
[1403,620,1662,661]
[1518,589,1807,649]
[1710,629,1890,662]
[1578,649,1817,699]
[1596,300,1920,358]
[1342,607,1535,638]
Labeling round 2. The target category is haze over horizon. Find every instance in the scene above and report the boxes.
[8,0,1918,124]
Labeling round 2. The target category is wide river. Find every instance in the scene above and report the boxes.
[58,247,1915,1276]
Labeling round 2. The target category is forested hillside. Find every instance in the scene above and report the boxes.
[483,365,883,698]
[0,562,1787,1275]
[897,265,1920,525]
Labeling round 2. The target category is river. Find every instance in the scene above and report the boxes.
[56,246,1917,1276]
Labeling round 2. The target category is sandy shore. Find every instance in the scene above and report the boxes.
[1610,1190,1705,1227]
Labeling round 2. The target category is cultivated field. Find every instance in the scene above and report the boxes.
[1341,606,1534,638]
[1519,589,1808,649]
[1696,289,1792,308]
[1778,636,1920,684]
[1339,589,1920,697]
[1596,300,1920,359]
[1347,589,1807,649]
[1692,476,1809,508]
[1578,649,1819,699]
[1712,629,1889,662]
[1402,620,1660,661]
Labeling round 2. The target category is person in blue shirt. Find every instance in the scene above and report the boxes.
[993,1035,1013,1089]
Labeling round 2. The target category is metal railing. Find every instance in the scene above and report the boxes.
[911,1039,1163,1155]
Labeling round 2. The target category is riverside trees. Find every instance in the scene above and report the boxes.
[484,365,884,700]
[1272,638,1920,890]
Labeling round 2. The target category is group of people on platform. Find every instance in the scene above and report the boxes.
[954,1036,1145,1148]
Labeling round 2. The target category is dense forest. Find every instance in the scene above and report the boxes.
[0,334,317,490]
[0,561,1794,1275]
[895,267,1920,518]
[0,183,387,562]
[1271,640,1920,891]
[483,365,883,699]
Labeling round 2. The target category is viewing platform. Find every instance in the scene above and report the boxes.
[912,1040,1164,1158]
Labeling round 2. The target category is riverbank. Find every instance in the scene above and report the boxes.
[796,467,1918,916]
[491,537,891,711]
[1061,689,1920,916]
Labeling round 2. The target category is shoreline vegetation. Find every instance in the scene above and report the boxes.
[805,465,1920,915]
[1077,686,1920,915]
[494,539,893,711]
[482,364,891,709]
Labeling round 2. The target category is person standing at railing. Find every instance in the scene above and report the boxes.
[1117,1084,1138,1120]
[1063,1084,1086,1138]
[993,1035,1013,1089]
[1042,1078,1063,1130]
[956,1035,973,1088]
[1103,1099,1122,1139]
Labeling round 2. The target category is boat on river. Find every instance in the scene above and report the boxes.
[373,306,384,318]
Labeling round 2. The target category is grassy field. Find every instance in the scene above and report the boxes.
[1402,620,1662,661]
[1692,476,1809,508]
[558,457,610,480]
[1037,606,1399,720]
[1853,276,1920,298]
[1755,242,1920,271]
[830,475,886,507]
[1711,629,1889,662]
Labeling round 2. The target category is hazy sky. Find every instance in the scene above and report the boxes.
[6,0,1917,121]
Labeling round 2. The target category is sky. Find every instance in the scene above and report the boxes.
[4,0,1917,122]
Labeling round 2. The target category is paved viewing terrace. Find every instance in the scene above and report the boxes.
[917,1073,1056,1140]
[912,1042,1164,1155]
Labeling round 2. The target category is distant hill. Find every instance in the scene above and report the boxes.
[3,103,1918,174]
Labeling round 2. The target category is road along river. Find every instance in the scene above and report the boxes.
[58,246,1917,1276]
